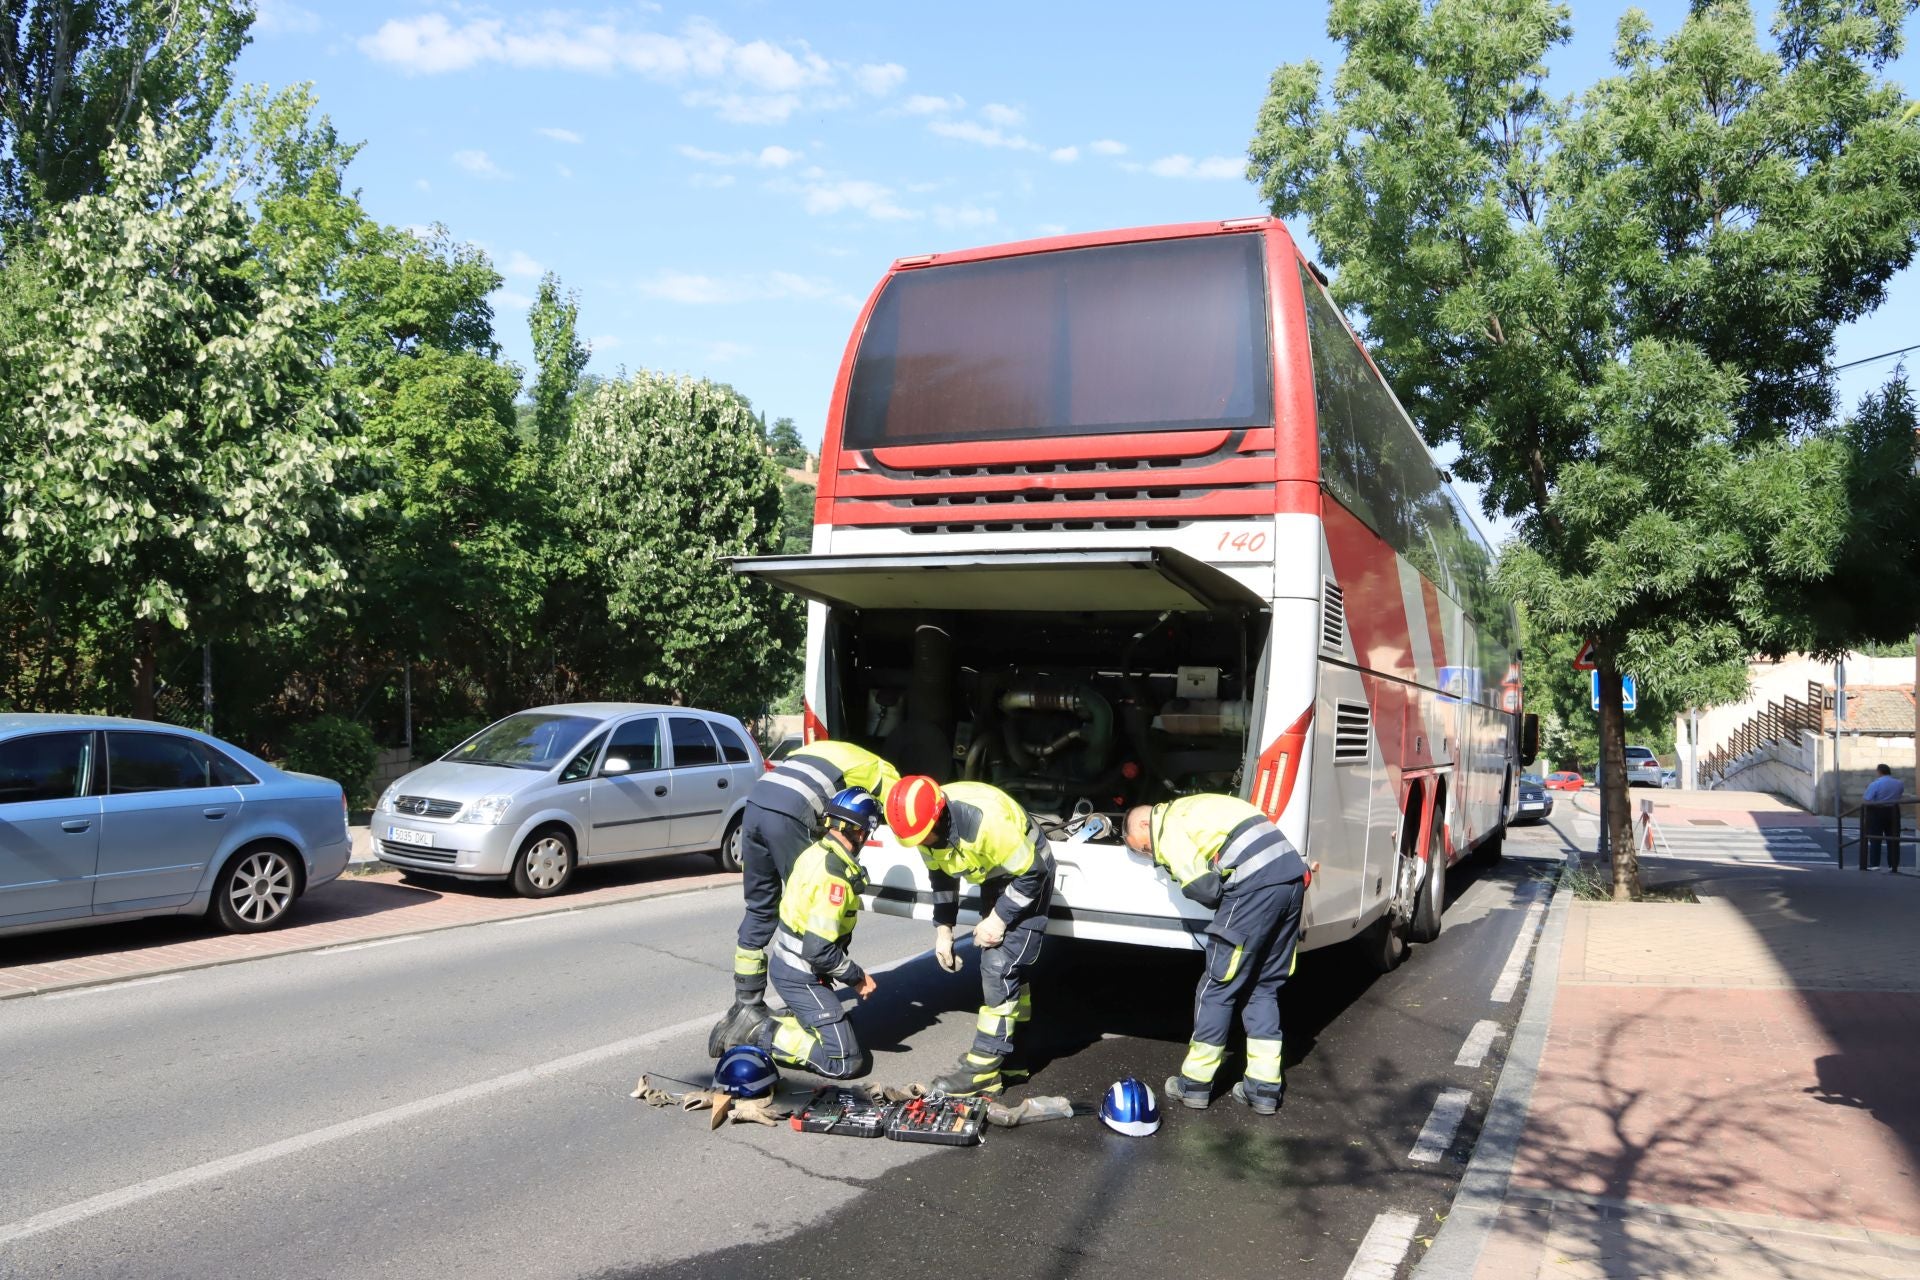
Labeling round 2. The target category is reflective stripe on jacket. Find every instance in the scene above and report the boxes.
[775,837,868,985]
[921,782,1052,928]
[751,741,901,823]
[1149,794,1306,909]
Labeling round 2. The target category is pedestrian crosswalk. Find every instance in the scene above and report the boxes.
[1644,822,1833,864]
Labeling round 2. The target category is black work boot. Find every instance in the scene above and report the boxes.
[707,998,768,1058]
[1163,1075,1212,1110]
[1230,1081,1281,1116]
[932,1053,1005,1097]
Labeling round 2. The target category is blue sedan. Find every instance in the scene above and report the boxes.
[0,714,351,937]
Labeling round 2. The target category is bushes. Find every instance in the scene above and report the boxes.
[283,715,379,804]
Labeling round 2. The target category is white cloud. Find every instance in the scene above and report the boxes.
[903,94,963,114]
[792,177,917,221]
[1049,145,1079,164]
[452,149,509,179]
[980,103,1023,127]
[590,335,624,352]
[854,62,907,96]
[503,250,545,278]
[678,143,803,169]
[556,163,574,179]
[933,205,998,230]
[360,13,890,124]
[707,341,751,363]
[492,289,534,310]
[636,270,849,305]
[414,178,431,192]
[689,172,737,188]
[1034,223,1069,236]
[537,127,584,144]
[928,119,1039,152]
[1090,139,1128,156]
[256,0,322,36]
[1144,154,1244,180]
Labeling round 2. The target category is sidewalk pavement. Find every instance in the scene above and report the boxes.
[1419,829,1920,1277]
[0,854,736,999]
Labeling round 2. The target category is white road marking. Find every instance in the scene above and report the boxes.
[1489,901,1545,1003]
[41,974,182,1001]
[1343,1209,1421,1280]
[1455,1020,1505,1068]
[316,934,422,954]
[0,942,940,1247]
[1408,1088,1474,1164]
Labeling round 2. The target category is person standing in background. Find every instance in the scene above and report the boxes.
[1862,763,1905,872]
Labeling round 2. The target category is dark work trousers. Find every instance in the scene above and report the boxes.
[969,872,1052,1060]
[732,803,815,1000]
[764,962,868,1079]
[1863,805,1903,871]
[1183,873,1306,1105]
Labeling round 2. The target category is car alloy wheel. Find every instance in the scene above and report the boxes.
[222,849,296,930]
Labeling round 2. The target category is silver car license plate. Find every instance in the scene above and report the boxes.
[387,826,434,847]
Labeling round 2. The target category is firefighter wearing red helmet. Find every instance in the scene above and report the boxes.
[886,776,1055,1096]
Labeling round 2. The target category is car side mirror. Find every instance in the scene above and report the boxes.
[602,756,633,776]
[1520,714,1539,767]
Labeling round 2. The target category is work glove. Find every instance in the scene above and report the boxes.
[972,912,1007,949]
[934,924,963,973]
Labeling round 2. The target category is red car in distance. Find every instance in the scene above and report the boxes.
[1543,771,1587,791]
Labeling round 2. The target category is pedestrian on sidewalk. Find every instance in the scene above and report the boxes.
[1862,763,1904,872]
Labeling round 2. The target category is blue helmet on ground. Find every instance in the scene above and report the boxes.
[1100,1077,1161,1137]
[824,787,881,840]
[713,1045,780,1099]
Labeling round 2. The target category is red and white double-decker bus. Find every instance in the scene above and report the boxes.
[737,217,1531,968]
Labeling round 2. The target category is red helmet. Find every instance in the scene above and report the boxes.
[885,776,946,846]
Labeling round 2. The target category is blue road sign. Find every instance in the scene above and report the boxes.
[1591,671,1638,712]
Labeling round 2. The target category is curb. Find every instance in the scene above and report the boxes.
[0,875,735,1001]
[1413,851,1576,1279]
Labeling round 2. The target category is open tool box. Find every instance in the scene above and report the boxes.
[789,1088,986,1147]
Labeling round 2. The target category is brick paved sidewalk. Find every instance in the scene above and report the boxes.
[0,855,737,999]
[1462,861,1920,1278]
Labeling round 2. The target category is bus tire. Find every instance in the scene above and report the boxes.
[1409,853,1444,944]
[1359,914,1406,974]
[1477,827,1505,865]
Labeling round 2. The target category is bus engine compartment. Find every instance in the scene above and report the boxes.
[818,606,1272,834]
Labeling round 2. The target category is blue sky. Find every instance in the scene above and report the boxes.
[238,2,1919,538]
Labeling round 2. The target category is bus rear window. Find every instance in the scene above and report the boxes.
[843,235,1272,449]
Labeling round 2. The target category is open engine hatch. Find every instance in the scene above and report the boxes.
[729,547,1264,614]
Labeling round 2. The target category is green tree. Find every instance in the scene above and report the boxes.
[777,475,815,553]
[528,271,590,443]
[1252,0,1920,896]
[1,112,372,719]
[0,0,253,233]
[765,415,809,468]
[559,372,801,714]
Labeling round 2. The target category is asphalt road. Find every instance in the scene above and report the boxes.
[0,822,1575,1280]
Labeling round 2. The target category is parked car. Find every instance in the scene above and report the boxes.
[374,703,761,896]
[1544,771,1587,791]
[0,714,351,938]
[1660,768,1678,789]
[765,734,803,763]
[1513,776,1555,825]
[1624,745,1664,788]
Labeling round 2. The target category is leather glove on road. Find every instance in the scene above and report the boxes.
[934,924,963,973]
[972,913,1007,949]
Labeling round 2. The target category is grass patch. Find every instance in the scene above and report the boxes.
[1537,862,1699,903]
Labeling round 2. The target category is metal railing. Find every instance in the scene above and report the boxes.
[1836,798,1919,870]
[1699,680,1827,788]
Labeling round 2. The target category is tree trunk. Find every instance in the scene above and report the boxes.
[131,618,159,721]
[1597,655,1638,900]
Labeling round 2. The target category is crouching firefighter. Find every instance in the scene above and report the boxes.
[886,777,1055,1097]
[719,788,883,1079]
[709,740,900,1056]
[1124,794,1309,1115]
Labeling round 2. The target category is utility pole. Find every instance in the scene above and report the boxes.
[1834,659,1846,860]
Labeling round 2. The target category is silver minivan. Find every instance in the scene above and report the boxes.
[373,703,760,896]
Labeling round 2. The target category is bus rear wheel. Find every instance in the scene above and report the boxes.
[1359,914,1406,974]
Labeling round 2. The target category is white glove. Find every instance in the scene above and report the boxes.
[934,924,963,973]
[972,913,1007,949]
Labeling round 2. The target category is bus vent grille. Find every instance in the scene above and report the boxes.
[904,519,1187,535]
[1321,582,1346,651]
[1334,701,1372,763]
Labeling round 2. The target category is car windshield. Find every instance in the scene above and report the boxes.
[445,713,598,770]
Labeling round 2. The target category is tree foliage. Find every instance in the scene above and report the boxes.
[0,0,252,234]
[1252,0,1920,894]
[560,372,801,714]
[528,271,589,443]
